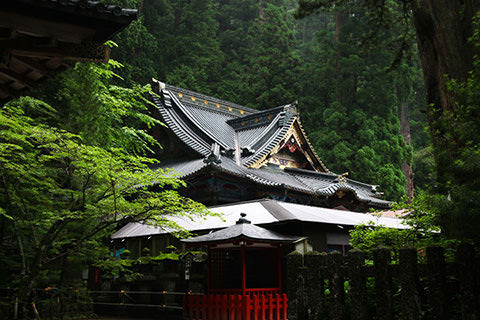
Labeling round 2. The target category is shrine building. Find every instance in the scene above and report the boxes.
[109,82,407,319]
[112,80,405,254]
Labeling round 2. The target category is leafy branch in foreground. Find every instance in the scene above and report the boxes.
[0,102,211,316]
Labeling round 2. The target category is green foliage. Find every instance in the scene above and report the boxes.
[238,4,301,109]
[296,5,414,201]
[32,61,162,155]
[0,66,213,315]
[295,0,480,246]
[349,193,442,256]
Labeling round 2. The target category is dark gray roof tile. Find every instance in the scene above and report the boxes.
[181,219,303,245]
[159,158,393,208]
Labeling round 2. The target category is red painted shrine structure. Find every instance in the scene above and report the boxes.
[182,213,302,320]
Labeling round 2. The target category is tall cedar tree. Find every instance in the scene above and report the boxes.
[297,5,412,201]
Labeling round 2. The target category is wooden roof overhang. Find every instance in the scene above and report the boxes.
[0,0,137,102]
[160,156,393,209]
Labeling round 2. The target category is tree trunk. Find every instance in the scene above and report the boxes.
[412,0,480,190]
[259,0,264,20]
[398,100,414,200]
[335,10,348,100]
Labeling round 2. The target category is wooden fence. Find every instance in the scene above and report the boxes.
[285,243,479,320]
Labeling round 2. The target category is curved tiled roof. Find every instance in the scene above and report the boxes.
[182,214,303,245]
[153,82,328,170]
[151,81,392,209]
[160,157,392,208]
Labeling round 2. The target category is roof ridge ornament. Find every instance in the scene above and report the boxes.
[203,143,222,165]
[236,213,251,224]
[334,172,349,183]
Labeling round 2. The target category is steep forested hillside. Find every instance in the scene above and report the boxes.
[106,0,433,201]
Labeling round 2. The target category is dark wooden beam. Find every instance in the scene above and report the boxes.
[11,56,51,75]
[0,68,34,88]
[7,41,108,62]
[0,37,58,51]
[0,11,95,44]
[0,83,17,98]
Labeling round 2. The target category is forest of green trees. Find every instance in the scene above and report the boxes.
[1,0,480,318]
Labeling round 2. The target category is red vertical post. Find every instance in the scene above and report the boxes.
[261,295,266,320]
[222,295,228,320]
[282,294,288,320]
[277,247,282,290]
[208,294,215,319]
[275,294,280,320]
[245,294,252,320]
[268,294,274,320]
[207,246,211,293]
[241,243,246,295]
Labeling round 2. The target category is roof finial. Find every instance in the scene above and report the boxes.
[236,213,251,224]
[334,172,348,183]
[203,143,222,165]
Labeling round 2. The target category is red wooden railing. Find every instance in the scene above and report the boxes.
[208,288,281,296]
[184,293,288,320]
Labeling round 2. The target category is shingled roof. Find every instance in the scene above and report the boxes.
[152,81,328,172]
[151,81,392,209]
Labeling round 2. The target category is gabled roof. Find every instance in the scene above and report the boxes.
[152,81,327,172]
[110,199,407,240]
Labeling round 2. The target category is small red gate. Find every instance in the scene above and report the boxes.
[182,213,302,320]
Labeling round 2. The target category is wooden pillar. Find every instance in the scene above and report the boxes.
[241,243,246,295]
[427,246,447,320]
[277,247,282,290]
[207,246,211,293]
[328,251,345,320]
[347,249,367,320]
[399,247,419,320]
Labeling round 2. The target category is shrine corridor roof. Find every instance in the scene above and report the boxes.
[111,199,408,240]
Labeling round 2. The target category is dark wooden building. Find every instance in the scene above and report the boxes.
[109,78,407,318]
[0,0,137,102]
